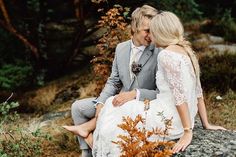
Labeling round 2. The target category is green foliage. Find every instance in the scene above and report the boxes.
[0,28,36,90]
[0,101,19,125]
[104,0,202,21]
[0,128,50,157]
[196,0,236,18]
[0,63,33,90]
[199,53,236,93]
[218,10,236,42]
[27,0,40,12]
[198,1,236,41]
[200,9,236,42]
[0,97,51,157]
[148,0,202,21]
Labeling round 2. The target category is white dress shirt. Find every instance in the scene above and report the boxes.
[129,40,146,79]
[130,40,146,101]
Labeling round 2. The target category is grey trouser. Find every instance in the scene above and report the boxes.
[71,97,96,150]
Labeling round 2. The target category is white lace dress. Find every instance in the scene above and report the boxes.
[92,50,203,157]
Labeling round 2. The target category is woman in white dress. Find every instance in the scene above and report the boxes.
[92,11,226,156]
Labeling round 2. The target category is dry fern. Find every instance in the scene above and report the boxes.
[113,99,175,157]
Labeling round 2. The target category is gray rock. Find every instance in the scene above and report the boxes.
[82,27,107,43]
[28,110,71,132]
[208,44,236,55]
[192,35,211,50]
[194,37,209,45]
[208,35,224,44]
[84,18,97,28]
[192,34,225,51]
[174,118,236,156]
[82,45,99,56]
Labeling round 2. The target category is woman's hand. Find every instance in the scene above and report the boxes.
[204,124,227,130]
[95,103,104,119]
[172,131,193,153]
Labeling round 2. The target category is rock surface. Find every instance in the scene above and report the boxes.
[208,44,236,55]
[208,35,224,44]
[175,118,236,157]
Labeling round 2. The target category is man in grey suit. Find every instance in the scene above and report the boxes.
[64,5,160,157]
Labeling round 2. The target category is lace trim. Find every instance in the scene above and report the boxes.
[159,52,187,106]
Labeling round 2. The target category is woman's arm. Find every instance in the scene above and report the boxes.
[159,52,194,153]
[173,96,226,153]
[197,97,226,130]
[172,103,193,153]
[197,97,209,128]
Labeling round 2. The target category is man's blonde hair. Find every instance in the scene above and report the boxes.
[150,11,200,78]
[131,5,158,35]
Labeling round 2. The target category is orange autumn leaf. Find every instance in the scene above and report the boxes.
[113,103,175,157]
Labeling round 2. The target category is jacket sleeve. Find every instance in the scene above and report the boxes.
[95,47,122,104]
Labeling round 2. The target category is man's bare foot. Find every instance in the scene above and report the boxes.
[85,133,93,149]
[62,125,89,138]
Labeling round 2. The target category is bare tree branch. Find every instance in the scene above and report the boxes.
[0,0,39,58]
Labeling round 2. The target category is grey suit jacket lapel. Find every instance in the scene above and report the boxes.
[137,44,154,67]
[122,40,132,84]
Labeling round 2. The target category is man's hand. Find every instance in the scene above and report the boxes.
[112,90,136,107]
[95,103,104,118]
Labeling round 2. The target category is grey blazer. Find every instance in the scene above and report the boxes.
[96,40,160,104]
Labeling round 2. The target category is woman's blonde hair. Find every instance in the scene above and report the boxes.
[150,11,200,78]
[131,5,158,35]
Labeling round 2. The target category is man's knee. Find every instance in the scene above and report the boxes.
[71,98,96,119]
[71,100,80,113]
[71,100,85,118]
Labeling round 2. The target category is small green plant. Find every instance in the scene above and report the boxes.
[0,94,51,157]
[0,63,33,90]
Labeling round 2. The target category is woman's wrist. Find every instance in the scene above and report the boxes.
[202,122,210,129]
[183,127,193,133]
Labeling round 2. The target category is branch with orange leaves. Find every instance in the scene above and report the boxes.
[113,100,175,157]
[0,0,39,58]
[113,114,175,157]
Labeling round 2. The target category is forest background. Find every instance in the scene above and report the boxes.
[0,0,235,156]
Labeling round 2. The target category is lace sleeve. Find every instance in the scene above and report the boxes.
[196,76,203,98]
[159,53,187,106]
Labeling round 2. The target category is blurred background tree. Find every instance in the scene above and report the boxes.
[0,0,235,94]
